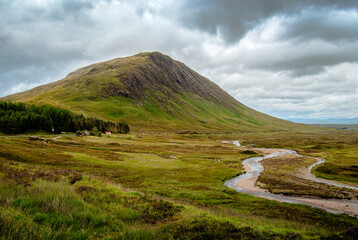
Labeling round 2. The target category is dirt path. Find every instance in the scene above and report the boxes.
[223,141,358,216]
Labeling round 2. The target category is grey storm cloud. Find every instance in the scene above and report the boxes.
[0,0,358,121]
[179,0,358,43]
[0,0,96,95]
[281,10,358,42]
[242,39,358,76]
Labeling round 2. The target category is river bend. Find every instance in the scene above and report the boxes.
[223,141,358,216]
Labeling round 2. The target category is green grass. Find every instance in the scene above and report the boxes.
[0,132,358,239]
[312,147,358,184]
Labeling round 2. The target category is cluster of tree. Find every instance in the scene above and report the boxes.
[0,101,129,134]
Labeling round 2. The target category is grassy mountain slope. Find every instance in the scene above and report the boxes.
[2,52,310,132]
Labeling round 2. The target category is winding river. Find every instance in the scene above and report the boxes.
[223,141,358,216]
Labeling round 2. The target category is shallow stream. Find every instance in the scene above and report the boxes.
[223,141,358,215]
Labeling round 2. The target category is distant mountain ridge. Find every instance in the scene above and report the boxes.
[1,51,309,132]
[287,118,358,124]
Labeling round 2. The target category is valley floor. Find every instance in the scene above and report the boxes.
[0,130,357,239]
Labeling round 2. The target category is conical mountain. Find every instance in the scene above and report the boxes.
[2,52,305,132]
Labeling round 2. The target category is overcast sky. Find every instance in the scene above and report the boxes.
[1,0,358,122]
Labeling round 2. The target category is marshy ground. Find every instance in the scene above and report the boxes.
[0,130,357,239]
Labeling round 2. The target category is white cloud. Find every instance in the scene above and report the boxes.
[0,0,358,121]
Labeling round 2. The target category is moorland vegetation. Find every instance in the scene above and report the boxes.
[0,132,357,239]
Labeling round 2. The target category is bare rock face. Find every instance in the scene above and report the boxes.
[66,51,240,108]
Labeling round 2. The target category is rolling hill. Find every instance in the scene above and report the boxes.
[1,52,307,132]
